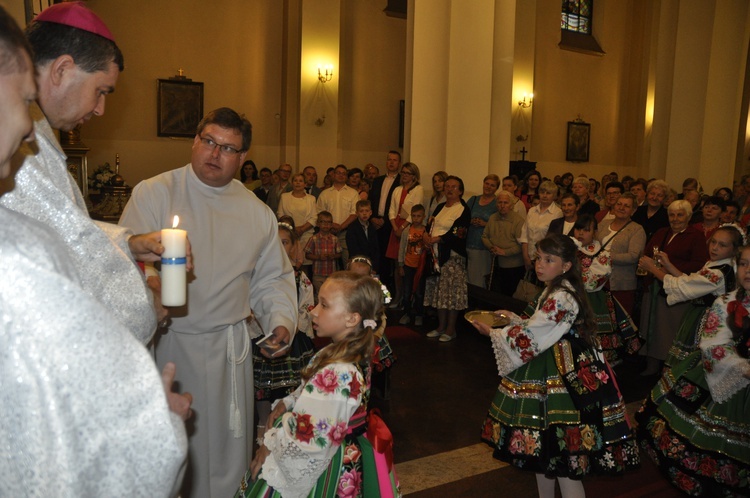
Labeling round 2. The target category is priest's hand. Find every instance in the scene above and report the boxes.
[161,362,193,421]
[128,231,194,271]
[260,326,292,358]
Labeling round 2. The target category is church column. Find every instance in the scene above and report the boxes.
[652,0,749,192]
[406,0,515,196]
[489,0,518,176]
[698,0,750,188]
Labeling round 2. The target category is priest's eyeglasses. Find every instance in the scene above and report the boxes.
[198,135,242,156]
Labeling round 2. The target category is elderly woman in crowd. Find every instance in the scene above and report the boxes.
[519,180,562,279]
[548,192,579,236]
[424,176,471,342]
[465,174,500,287]
[596,192,646,318]
[571,176,600,216]
[501,175,527,220]
[632,179,670,242]
[482,190,525,296]
[638,199,709,376]
[386,162,424,306]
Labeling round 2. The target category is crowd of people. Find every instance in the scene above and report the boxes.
[1,2,748,497]
[465,170,750,497]
[243,152,750,497]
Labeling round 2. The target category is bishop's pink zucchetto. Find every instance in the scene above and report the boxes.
[35,1,115,42]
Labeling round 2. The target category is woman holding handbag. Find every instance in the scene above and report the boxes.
[596,193,646,317]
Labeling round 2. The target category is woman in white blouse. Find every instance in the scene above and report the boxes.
[386,162,424,306]
[427,170,448,221]
[278,173,318,267]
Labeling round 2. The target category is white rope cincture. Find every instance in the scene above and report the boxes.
[227,320,250,438]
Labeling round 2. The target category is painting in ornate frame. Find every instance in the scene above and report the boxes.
[566,120,590,162]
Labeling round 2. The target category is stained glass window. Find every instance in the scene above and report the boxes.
[561,0,593,35]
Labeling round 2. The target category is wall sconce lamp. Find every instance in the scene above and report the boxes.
[318,65,333,83]
[518,93,533,108]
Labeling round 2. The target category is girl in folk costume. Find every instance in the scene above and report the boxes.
[348,255,396,397]
[636,245,750,498]
[472,233,639,498]
[573,215,640,366]
[237,272,400,498]
[638,224,742,371]
[252,219,316,440]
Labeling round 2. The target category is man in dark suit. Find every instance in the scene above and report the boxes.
[303,165,322,199]
[346,199,381,274]
[253,167,273,204]
[368,150,401,287]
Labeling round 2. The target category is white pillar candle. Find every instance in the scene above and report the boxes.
[161,216,187,307]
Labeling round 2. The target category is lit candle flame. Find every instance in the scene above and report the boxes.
[172,215,179,229]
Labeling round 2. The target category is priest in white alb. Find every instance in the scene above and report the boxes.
[119,107,297,498]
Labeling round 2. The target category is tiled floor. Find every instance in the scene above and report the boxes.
[374,295,683,497]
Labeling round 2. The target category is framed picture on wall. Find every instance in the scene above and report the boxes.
[157,79,204,138]
[566,120,590,162]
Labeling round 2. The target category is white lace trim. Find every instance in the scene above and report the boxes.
[489,329,519,376]
[706,359,750,403]
[260,428,330,498]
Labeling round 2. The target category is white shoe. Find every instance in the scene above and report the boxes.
[414,316,423,326]
[398,315,411,325]
[426,330,441,338]
[439,333,456,342]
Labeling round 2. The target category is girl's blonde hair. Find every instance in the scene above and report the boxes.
[301,271,382,381]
